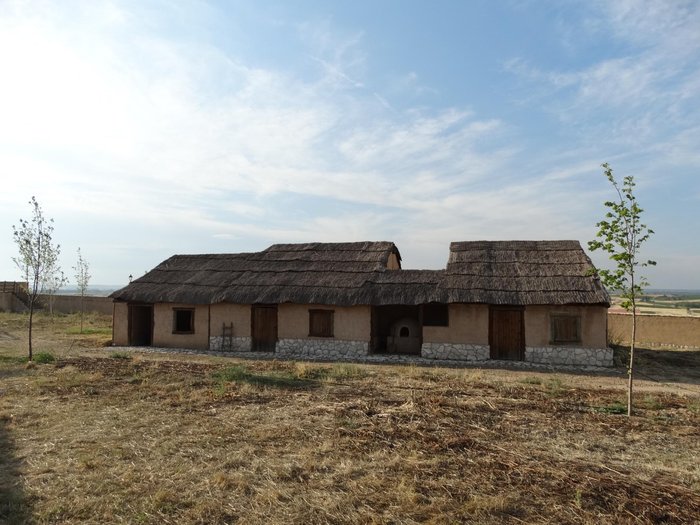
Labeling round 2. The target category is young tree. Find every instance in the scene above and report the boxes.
[42,261,68,317]
[588,163,656,416]
[12,197,62,361]
[73,247,91,333]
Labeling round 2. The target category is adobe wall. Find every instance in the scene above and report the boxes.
[152,303,209,349]
[113,302,128,345]
[0,292,26,313]
[423,304,489,344]
[278,304,371,342]
[525,305,608,348]
[210,303,251,338]
[608,313,700,348]
[387,253,401,270]
[38,294,114,315]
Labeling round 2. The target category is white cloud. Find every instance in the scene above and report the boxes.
[1,1,695,286]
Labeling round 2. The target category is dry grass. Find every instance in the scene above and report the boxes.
[1,312,699,524]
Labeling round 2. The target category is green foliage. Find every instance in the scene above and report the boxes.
[588,163,656,310]
[12,196,62,361]
[214,365,250,382]
[109,352,132,360]
[213,365,315,389]
[0,355,29,365]
[34,352,56,364]
[595,402,627,415]
[12,197,60,293]
[588,163,655,416]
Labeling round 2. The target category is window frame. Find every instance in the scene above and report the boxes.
[308,309,334,338]
[172,307,195,335]
[549,314,581,344]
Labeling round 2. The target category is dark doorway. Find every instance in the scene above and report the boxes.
[489,306,525,360]
[371,305,422,354]
[128,304,153,346]
[251,305,278,352]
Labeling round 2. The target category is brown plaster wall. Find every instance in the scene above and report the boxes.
[0,292,26,313]
[153,303,209,349]
[525,305,608,348]
[608,313,700,348]
[37,294,114,315]
[423,304,489,344]
[113,302,129,345]
[387,253,401,270]
[278,304,371,341]
[210,303,251,338]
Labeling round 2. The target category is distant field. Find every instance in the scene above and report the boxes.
[1,312,699,524]
[611,293,700,316]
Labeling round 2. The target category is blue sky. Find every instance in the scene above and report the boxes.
[1,0,699,288]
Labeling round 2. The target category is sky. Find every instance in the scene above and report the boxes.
[1,0,699,289]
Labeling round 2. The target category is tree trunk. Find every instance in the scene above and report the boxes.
[28,300,34,362]
[628,309,636,417]
[80,293,84,333]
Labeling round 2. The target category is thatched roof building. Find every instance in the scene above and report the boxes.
[445,240,610,305]
[110,240,609,307]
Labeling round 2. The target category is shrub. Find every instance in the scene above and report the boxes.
[214,365,250,382]
[595,402,627,415]
[34,352,55,364]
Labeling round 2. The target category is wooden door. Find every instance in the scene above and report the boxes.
[251,305,278,352]
[489,306,524,360]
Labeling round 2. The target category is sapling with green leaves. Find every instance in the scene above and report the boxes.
[588,163,656,416]
[73,247,91,333]
[12,196,62,361]
[43,260,68,317]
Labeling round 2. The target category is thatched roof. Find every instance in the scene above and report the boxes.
[111,242,410,306]
[110,240,609,306]
[445,240,609,305]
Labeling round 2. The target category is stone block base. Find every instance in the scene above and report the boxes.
[209,336,252,352]
[421,343,489,361]
[525,346,613,367]
[276,338,369,359]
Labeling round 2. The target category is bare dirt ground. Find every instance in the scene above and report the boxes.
[1,312,699,524]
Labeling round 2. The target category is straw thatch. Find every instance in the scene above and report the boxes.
[111,242,412,306]
[446,240,610,305]
[110,240,609,307]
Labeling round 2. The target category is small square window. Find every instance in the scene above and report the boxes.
[550,315,581,344]
[173,308,195,334]
[423,303,449,327]
[309,309,334,337]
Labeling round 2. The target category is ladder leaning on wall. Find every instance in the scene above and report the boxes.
[222,322,234,351]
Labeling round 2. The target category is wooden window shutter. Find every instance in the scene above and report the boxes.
[551,315,580,344]
[309,309,334,337]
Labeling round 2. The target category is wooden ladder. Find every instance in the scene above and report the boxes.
[221,322,234,351]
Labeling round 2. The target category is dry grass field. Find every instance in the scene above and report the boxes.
[611,293,700,317]
[1,312,699,524]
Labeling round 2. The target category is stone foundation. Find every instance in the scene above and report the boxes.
[525,346,613,367]
[276,338,369,359]
[209,336,252,352]
[421,342,490,361]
